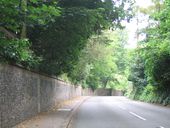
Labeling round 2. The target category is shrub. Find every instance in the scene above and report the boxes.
[0,38,40,68]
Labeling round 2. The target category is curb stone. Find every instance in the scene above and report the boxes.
[64,97,90,128]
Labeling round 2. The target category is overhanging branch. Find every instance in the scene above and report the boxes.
[0,27,17,39]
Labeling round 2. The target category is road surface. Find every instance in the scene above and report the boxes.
[69,96,170,128]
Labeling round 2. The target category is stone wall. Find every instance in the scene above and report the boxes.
[112,90,123,96]
[82,88,94,96]
[95,88,112,96]
[0,64,82,128]
[0,64,123,128]
[95,88,123,96]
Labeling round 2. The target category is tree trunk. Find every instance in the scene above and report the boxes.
[20,0,27,38]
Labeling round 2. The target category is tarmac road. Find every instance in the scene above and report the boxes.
[69,96,170,128]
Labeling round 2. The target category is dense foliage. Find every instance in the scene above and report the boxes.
[1,0,133,91]
[128,0,170,105]
[0,0,60,36]
[28,0,133,75]
[67,30,129,90]
[0,38,40,68]
[0,0,60,68]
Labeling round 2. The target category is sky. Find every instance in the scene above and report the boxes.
[136,0,154,7]
[125,0,153,48]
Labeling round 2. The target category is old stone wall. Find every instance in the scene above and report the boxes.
[112,90,123,96]
[0,64,82,128]
[95,88,112,96]
[82,88,94,96]
[0,64,123,128]
[95,88,123,96]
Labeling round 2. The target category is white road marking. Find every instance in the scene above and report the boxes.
[157,126,165,128]
[57,108,72,111]
[129,111,146,121]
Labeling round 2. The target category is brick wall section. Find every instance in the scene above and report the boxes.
[0,64,82,128]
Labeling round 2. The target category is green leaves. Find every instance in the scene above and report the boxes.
[30,5,116,75]
[0,0,61,35]
[27,3,61,25]
[68,30,129,90]
[0,0,60,68]
[1,0,134,79]
[0,38,40,68]
[29,0,38,4]
[128,0,170,101]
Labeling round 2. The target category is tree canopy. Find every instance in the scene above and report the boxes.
[0,0,60,67]
[67,30,129,90]
[1,0,133,90]
[28,0,133,75]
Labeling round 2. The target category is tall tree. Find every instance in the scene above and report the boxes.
[30,0,133,76]
[68,30,129,90]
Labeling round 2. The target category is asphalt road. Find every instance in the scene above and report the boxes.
[69,96,170,128]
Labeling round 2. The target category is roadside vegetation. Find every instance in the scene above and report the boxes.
[126,0,170,105]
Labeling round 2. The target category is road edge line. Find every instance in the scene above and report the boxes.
[65,96,91,128]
